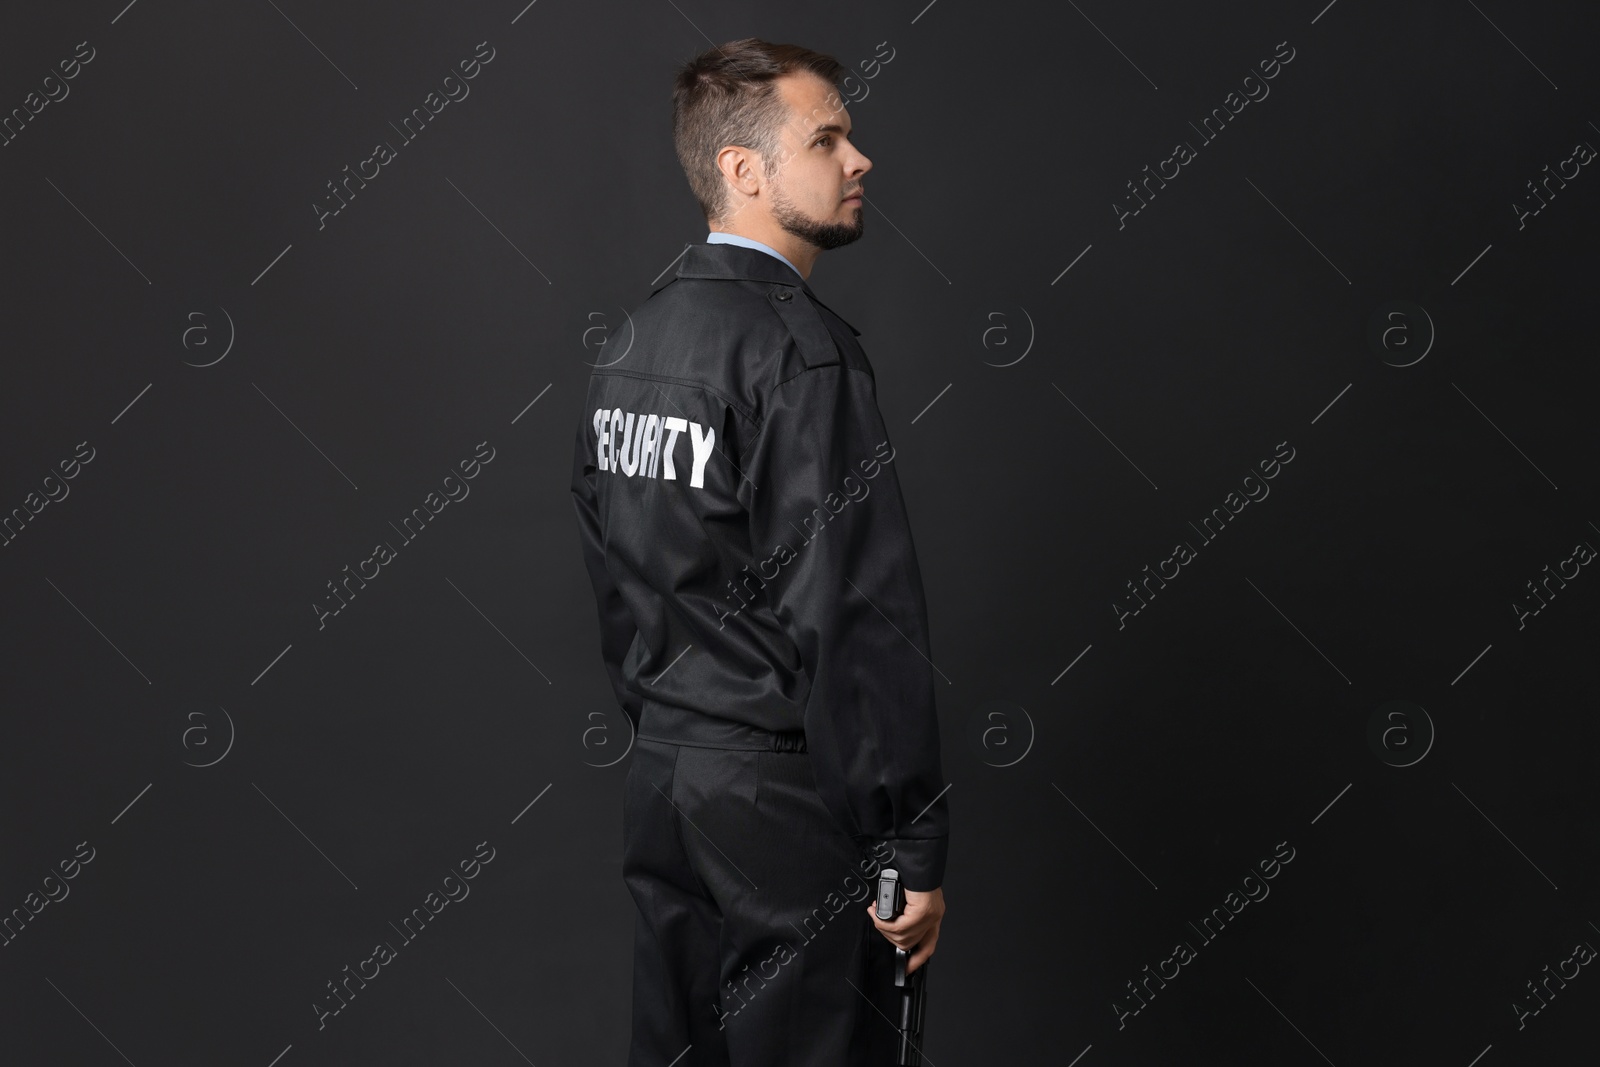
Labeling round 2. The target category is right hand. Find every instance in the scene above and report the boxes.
[867,886,944,974]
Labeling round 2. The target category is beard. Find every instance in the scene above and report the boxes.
[770,181,865,250]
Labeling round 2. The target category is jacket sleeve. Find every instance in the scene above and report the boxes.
[741,364,949,891]
[570,413,643,732]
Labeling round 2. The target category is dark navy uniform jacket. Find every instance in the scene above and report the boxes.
[569,240,949,891]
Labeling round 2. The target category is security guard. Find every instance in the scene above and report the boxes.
[569,38,949,1067]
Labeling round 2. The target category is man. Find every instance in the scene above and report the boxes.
[569,38,949,1066]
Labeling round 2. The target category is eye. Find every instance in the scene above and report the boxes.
[816,136,832,147]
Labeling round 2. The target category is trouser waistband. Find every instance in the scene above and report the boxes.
[636,699,808,753]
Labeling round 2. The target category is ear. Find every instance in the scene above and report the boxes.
[715,144,765,197]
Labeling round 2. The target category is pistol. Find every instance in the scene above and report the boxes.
[874,868,928,1065]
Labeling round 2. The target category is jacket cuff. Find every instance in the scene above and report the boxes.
[864,835,947,892]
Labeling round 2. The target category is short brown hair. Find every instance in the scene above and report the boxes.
[672,39,846,224]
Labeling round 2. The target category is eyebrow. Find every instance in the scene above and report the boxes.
[809,123,851,139]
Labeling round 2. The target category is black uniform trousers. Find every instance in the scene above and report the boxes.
[623,707,902,1067]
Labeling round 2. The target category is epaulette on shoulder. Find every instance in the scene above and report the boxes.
[766,287,841,371]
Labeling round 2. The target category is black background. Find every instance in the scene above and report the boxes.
[2,1,1597,1063]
